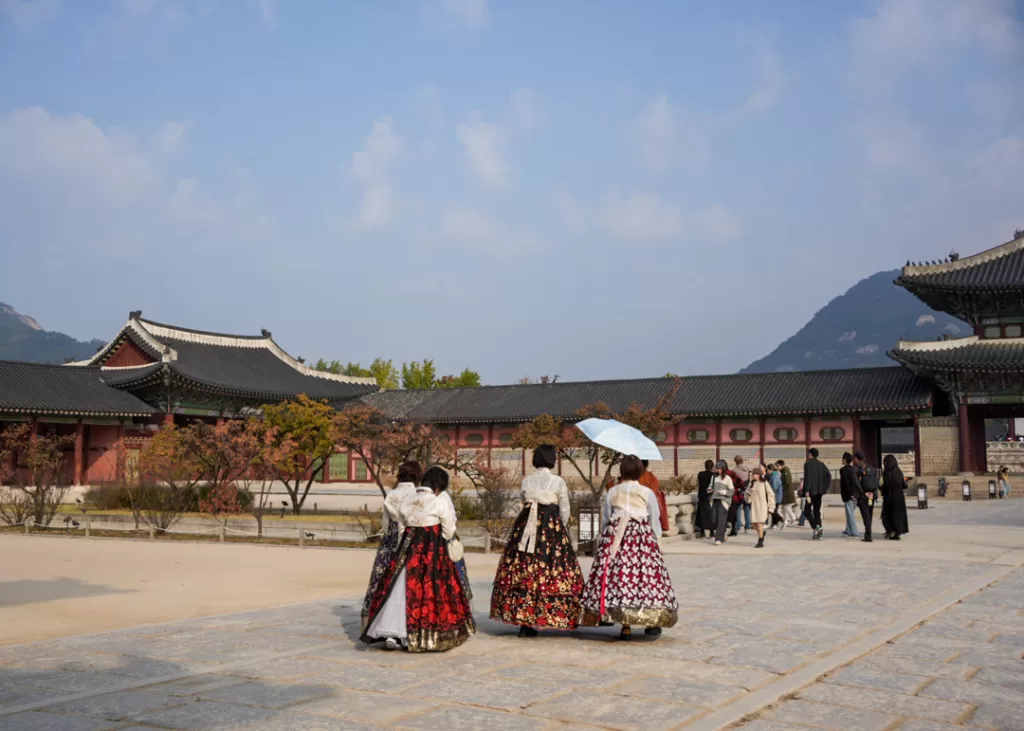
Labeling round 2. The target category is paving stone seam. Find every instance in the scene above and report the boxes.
[678,563,1018,731]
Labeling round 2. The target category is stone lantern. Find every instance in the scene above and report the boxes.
[917,484,928,509]
[961,479,972,502]
[988,480,997,499]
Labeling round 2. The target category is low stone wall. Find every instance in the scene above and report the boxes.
[664,493,697,538]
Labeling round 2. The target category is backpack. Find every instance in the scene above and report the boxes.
[861,465,880,495]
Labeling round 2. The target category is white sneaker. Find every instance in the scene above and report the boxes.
[714,540,722,545]
[384,638,400,651]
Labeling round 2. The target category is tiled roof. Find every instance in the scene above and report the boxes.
[0,361,158,416]
[889,337,1024,372]
[896,235,1024,291]
[78,315,378,403]
[359,367,933,423]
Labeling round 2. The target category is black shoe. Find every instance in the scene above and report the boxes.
[517,625,538,637]
[598,620,615,627]
[644,627,662,636]
[891,535,901,541]
[862,534,873,543]
[619,627,632,641]
[755,537,764,548]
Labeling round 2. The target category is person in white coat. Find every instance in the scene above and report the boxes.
[745,466,776,549]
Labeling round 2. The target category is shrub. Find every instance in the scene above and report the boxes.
[83,483,132,510]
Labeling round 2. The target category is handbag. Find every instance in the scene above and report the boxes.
[448,535,465,562]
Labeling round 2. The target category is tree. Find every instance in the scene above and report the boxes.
[402,359,437,389]
[225,419,286,538]
[199,482,243,530]
[0,423,75,527]
[334,404,450,497]
[136,424,203,532]
[314,358,399,389]
[511,381,681,507]
[263,395,337,515]
[518,375,558,384]
[437,368,482,388]
[180,421,239,491]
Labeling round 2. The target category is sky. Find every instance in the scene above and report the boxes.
[0,0,1021,385]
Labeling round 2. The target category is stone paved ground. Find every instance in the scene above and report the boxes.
[0,501,1022,730]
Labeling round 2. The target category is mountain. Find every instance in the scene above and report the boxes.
[0,302,105,364]
[741,270,967,374]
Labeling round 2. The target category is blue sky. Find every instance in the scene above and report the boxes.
[1,0,1021,383]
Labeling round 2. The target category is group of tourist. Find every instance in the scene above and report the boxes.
[360,447,678,652]
[692,449,911,545]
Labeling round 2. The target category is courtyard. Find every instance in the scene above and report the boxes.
[1,499,1022,731]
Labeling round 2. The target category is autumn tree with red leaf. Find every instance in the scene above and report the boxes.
[0,423,76,527]
[263,394,337,515]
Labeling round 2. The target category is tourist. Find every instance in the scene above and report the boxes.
[852,451,879,542]
[361,466,475,652]
[839,452,861,539]
[709,460,735,545]
[640,459,671,535]
[880,454,910,541]
[745,466,776,549]
[360,460,421,631]
[731,455,751,535]
[490,445,584,637]
[766,462,784,529]
[801,448,831,540]
[777,460,798,527]
[998,466,1012,498]
[694,459,715,538]
[580,455,678,640]
[435,469,472,602]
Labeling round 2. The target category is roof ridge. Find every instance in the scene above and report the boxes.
[0,359,101,370]
[139,318,269,343]
[900,234,1024,278]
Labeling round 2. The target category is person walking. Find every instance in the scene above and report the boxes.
[801,448,831,540]
[766,462,784,529]
[998,466,1012,498]
[880,454,910,540]
[694,460,715,539]
[640,460,670,535]
[745,466,776,548]
[852,451,878,542]
[777,460,798,527]
[580,456,678,639]
[839,452,862,538]
[708,460,735,545]
[360,461,422,631]
[490,445,585,636]
[731,456,752,535]
[361,466,475,652]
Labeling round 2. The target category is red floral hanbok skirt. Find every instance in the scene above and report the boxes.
[361,525,476,652]
[580,517,678,628]
[490,503,584,629]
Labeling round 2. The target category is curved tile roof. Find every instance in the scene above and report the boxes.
[896,235,1024,291]
[889,337,1024,372]
[360,367,933,423]
[0,361,157,416]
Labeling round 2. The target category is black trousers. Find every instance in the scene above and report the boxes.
[803,494,823,529]
[712,501,729,543]
[857,495,874,536]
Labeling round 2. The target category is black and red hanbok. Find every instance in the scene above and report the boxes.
[490,469,584,629]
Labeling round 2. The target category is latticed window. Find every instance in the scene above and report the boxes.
[329,452,349,481]
[687,429,709,442]
[499,433,513,445]
[820,427,846,441]
[774,428,798,442]
[354,458,368,481]
[730,429,753,442]
[464,433,484,446]
[125,448,140,483]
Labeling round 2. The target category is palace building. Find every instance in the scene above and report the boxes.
[1,234,1022,490]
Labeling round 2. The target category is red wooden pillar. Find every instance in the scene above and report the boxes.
[673,423,680,476]
[115,422,125,482]
[758,418,766,465]
[958,401,971,473]
[912,413,922,477]
[74,421,85,486]
[714,419,722,462]
[852,414,861,454]
[486,424,494,468]
[804,416,813,453]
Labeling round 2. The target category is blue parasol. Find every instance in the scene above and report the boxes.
[574,418,663,460]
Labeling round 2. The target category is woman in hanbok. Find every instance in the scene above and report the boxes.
[580,455,678,640]
[880,454,910,540]
[434,468,472,601]
[490,445,584,636]
[361,466,475,652]
[360,461,421,631]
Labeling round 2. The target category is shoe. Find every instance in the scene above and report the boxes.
[619,627,632,641]
[517,625,538,637]
[714,540,722,545]
[384,638,400,651]
[598,620,615,627]
[816,528,824,540]
[891,535,901,541]
[755,537,764,548]
[744,528,750,534]
[842,530,851,536]
[644,627,662,637]
[862,535,873,542]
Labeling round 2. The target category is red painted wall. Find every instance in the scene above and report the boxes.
[104,339,156,368]
[85,425,120,483]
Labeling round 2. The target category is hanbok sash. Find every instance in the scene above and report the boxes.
[517,475,558,554]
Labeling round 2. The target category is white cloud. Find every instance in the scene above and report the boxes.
[506,88,544,133]
[254,0,274,27]
[632,95,710,172]
[848,0,1022,93]
[741,39,785,114]
[552,189,587,232]
[349,117,403,230]
[421,0,487,30]
[438,204,540,255]
[695,204,743,241]
[600,190,683,241]
[0,107,274,256]
[156,120,191,155]
[1,0,59,30]
[416,84,443,126]
[456,117,507,189]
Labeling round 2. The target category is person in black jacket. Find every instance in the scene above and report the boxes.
[880,454,910,540]
[694,460,714,539]
[839,452,862,538]
[853,451,878,542]
[801,448,832,540]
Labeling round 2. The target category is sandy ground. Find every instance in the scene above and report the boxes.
[0,535,500,646]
